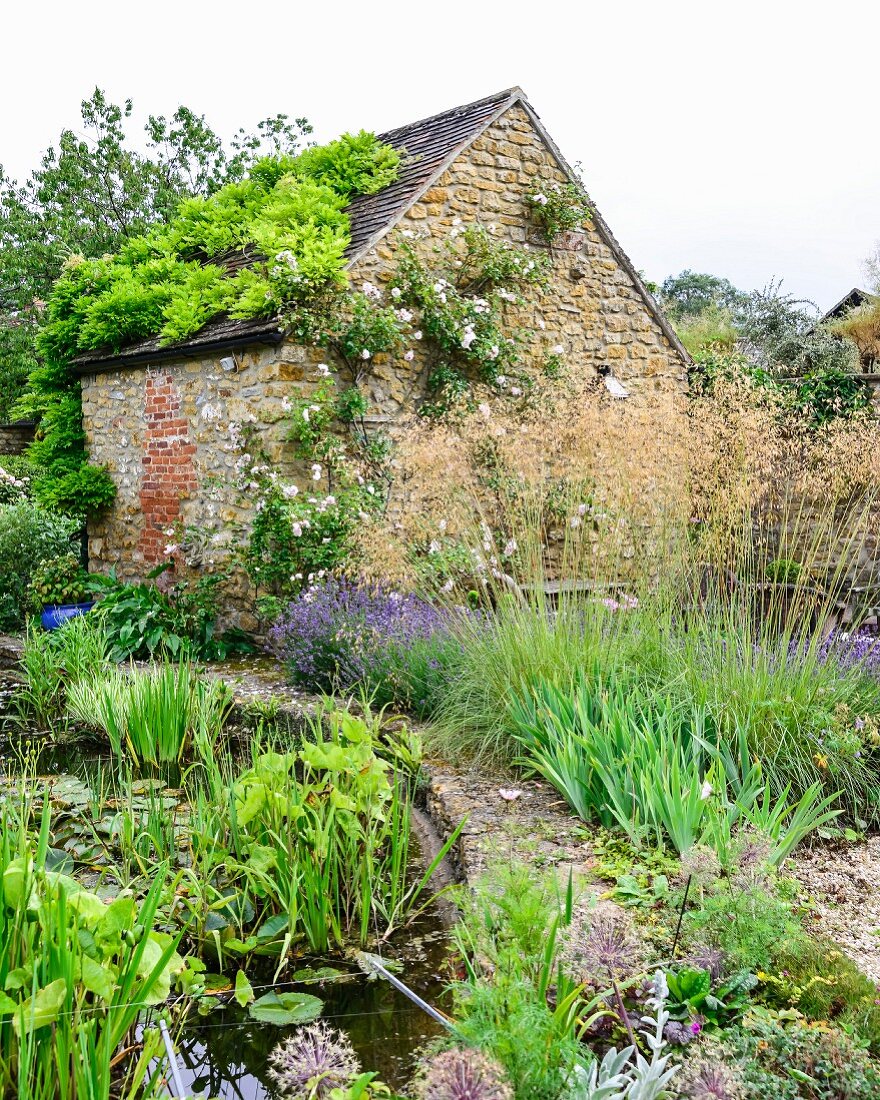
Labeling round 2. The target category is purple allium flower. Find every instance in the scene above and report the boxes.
[678,1058,741,1098]
[268,1021,360,1098]
[579,910,644,981]
[415,1048,513,1100]
[685,944,726,982]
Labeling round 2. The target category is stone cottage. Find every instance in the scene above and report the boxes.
[73,87,690,624]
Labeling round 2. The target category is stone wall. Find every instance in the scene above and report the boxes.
[81,103,689,627]
[0,422,36,456]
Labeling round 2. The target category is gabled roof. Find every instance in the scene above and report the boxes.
[73,87,687,371]
[821,287,877,323]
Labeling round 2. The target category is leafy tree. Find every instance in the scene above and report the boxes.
[0,88,311,423]
[659,269,748,320]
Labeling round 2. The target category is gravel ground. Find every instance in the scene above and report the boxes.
[792,838,880,984]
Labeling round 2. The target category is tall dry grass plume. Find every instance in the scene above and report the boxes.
[355,369,880,617]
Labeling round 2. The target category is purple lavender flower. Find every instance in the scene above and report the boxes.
[268,578,470,706]
[268,1021,360,1098]
[415,1048,513,1100]
[797,629,880,678]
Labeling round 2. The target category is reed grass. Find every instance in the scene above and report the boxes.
[66,661,232,765]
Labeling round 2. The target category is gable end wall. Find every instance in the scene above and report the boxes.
[81,103,687,628]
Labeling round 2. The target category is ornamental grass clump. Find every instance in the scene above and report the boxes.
[270,578,466,712]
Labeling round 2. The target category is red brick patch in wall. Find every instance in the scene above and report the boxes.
[138,369,197,563]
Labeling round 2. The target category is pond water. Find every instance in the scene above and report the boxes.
[0,668,455,1097]
[178,923,451,1097]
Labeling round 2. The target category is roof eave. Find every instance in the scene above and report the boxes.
[71,325,284,375]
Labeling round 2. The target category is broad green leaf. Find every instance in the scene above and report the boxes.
[13,979,67,1037]
[255,914,289,943]
[235,782,267,826]
[234,970,255,1007]
[79,956,116,1001]
[248,990,322,1026]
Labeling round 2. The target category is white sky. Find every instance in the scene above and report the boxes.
[3,0,877,311]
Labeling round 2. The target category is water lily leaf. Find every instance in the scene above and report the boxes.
[203,973,233,994]
[51,776,92,806]
[248,991,322,1026]
[129,779,166,794]
[46,847,74,874]
[13,979,68,1037]
[234,970,255,1007]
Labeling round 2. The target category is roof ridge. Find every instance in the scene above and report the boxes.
[376,87,524,143]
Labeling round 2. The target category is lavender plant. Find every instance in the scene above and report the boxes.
[269,578,465,711]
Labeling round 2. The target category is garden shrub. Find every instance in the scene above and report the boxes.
[0,501,78,629]
[269,578,464,712]
[89,567,252,661]
[716,1014,880,1099]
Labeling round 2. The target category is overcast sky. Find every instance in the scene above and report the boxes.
[4,1,877,311]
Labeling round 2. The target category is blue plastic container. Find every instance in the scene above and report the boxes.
[40,602,95,631]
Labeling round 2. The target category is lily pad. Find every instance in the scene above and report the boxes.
[248,990,323,1026]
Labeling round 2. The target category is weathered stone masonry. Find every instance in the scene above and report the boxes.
[78,91,690,627]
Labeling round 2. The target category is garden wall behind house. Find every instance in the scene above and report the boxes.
[80,104,689,629]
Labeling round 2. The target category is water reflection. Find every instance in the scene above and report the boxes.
[177,932,450,1098]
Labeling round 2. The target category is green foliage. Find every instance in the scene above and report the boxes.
[717,1013,880,1099]
[66,662,232,765]
[429,588,880,825]
[0,317,38,423]
[392,227,549,416]
[659,270,748,320]
[769,940,880,1055]
[0,796,189,1098]
[12,616,110,728]
[16,123,398,519]
[508,675,841,859]
[451,975,587,1100]
[98,706,452,959]
[450,867,587,1099]
[0,501,78,629]
[28,551,90,608]
[526,180,591,241]
[88,567,252,661]
[682,878,807,973]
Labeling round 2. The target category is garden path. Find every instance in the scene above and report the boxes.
[792,840,880,984]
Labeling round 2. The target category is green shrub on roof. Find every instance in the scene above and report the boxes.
[18,131,400,516]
